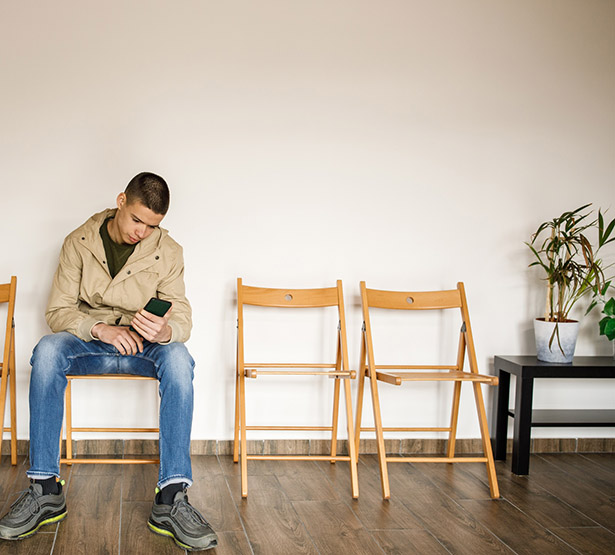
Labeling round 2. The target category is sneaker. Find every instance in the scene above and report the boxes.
[0,482,67,540]
[148,490,218,551]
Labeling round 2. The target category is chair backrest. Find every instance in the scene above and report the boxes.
[239,283,340,308]
[0,277,17,372]
[360,281,480,373]
[237,278,350,369]
[364,287,462,311]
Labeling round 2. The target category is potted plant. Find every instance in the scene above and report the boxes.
[526,204,615,363]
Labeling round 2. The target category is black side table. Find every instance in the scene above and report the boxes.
[492,355,615,475]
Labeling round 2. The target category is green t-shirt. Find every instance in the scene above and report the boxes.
[99,217,136,278]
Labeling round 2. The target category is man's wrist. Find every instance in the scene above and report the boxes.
[161,324,172,343]
[91,322,106,339]
[158,323,173,344]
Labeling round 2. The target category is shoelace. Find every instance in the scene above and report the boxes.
[170,498,208,526]
[8,487,41,517]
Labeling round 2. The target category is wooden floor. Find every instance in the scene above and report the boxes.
[0,453,613,554]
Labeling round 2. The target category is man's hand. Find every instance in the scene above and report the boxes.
[130,307,172,344]
[92,323,144,355]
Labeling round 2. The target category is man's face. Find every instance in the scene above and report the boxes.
[113,193,165,245]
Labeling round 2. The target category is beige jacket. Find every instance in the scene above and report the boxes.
[46,209,192,343]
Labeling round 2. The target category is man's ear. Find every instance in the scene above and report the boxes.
[116,192,127,210]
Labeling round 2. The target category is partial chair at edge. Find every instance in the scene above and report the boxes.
[0,276,17,465]
[354,281,499,499]
[233,278,359,499]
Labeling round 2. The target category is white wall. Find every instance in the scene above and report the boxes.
[1,0,613,442]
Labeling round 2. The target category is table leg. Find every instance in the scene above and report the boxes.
[512,376,534,475]
[492,368,510,460]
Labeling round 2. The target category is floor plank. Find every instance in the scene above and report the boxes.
[121,463,158,502]
[292,499,383,554]
[218,456,293,477]
[192,456,224,477]
[0,457,27,505]
[225,473,289,505]
[551,526,615,555]
[236,499,319,555]
[525,457,615,533]
[370,529,450,555]
[537,454,615,497]
[316,459,425,531]
[464,459,596,529]
[276,461,343,502]
[0,532,55,555]
[52,475,121,555]
[459,498,578,554]
[380,462,513,555]
[579,453,615,472]
[69,455,124,478]
[412,460,496,501]
[210,531,254,555]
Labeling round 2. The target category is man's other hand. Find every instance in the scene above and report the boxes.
[91,323,144,355]
[130,307,172,344]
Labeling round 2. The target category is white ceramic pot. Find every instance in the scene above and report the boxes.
[534,318,579,363]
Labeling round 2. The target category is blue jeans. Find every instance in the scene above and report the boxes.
[28,332,195,489]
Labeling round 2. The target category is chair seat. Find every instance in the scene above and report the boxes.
[66,374,157,380]
[245,365,356,378]
[376,370,498,386]
[61,373,160,465]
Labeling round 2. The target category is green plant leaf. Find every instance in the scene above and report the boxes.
[605,318,615,340]
[599,316,609,335]
[601,280,612,296]
[585,299,598,315]
[604,298,615,316]
[599,210,604,236]
[601,217,615,247]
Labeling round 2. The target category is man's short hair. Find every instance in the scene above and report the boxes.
[125,172,170,215]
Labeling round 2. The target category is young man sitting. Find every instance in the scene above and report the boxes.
[0,172,217,551]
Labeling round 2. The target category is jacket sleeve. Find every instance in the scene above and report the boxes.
[157,244,192,343]
[46,237,102,341]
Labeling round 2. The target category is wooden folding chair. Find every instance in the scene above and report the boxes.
[0,276,17,465]
[234,278,359,498]
[355,281,499,499]
[60,375,159,465]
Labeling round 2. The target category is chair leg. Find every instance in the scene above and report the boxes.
[330,378,341,462]
[447,381,462,459]
[368,374,390,499]
[65,380,73,465]
[233,370,240,463]
[472,382,499,498]
[0,366,9,464]
[9,332,17,465]
[354,339,367,457]
[343,377,359,499]
[239,372,248,498]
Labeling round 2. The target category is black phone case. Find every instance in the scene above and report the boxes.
[129,298,171,331]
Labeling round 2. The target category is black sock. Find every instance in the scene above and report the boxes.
[32,476,59,495]
[157,482,185,505]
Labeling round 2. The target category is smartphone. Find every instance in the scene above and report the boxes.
[129,297,172,332]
